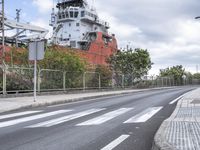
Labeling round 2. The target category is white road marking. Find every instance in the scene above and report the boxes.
[0,110,72,128]
[27,108,105,128]
[0,111,42,120]
[101,135,130,150]
[169,95,185,104]
[77,108,133,126]
[124,107,163,123]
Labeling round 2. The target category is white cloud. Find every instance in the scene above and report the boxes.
[32,0,53,14]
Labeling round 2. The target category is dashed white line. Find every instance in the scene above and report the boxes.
[27,108,105,128]
[101,135,130,150]
[124,107,163,123]
[0,110,72,128]
[77,108,133,126]
[0,111,42,120]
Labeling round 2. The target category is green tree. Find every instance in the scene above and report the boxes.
[193,73,200,79]
[159,65,185,85]
[108,48,153,79]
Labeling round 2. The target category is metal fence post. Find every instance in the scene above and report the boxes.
[3,64,6,95]
[63,71,66,91]
[38,68,41,93]
[83,72,86,90]
[98,73,101,89]
[122,74,125,88]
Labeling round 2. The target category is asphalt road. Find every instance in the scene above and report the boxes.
[0,87,195,150]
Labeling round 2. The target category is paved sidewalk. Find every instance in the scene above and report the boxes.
[0,88,158,113]
[153,88,200,150]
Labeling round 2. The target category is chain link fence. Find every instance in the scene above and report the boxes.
[1,66,200,95]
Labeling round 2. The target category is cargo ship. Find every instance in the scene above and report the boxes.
[49,0,118,65]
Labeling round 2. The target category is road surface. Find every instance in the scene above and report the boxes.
[0,87,194,150]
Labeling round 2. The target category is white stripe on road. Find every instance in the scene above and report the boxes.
[27,109,105,128]
[124,107,163,123]
[77,108,133,126]
[0,111,42,120]
[169,95,184,104]
[101,135,130,150]
[0,110,72,128]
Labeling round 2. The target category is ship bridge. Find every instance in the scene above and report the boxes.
[56,0,87,9]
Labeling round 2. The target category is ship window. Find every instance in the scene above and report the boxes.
[65,12,69,18]
[69,23,71,27]
[81,11,85,17]
[62,12,65,18]
[76,23,80,26]
[58,13,62,19]
[74,12,79,18]
[69,34,71,38]
[70,11,73,18]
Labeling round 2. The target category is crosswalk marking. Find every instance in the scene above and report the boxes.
[77,108,133,126]
[27,108,105,128]
[0,111,42,120]
[124,107,163,123]
[0,110,72,128]
[101,135,130,150]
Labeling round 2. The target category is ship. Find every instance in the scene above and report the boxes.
[49,0,118,65]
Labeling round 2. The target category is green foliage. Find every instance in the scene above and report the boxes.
[4,46,86,91]
[108,48,153,79]
[193,73,200,79]
[39,47,86,72]
[95,65,112,87]
[159,65,185,85]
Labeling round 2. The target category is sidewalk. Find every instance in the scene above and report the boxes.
[153,88,200,150]
[0,88,161,113]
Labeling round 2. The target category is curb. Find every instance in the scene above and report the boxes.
[152,90,194,150]
[0,87,176,114]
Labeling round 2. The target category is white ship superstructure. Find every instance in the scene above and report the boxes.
[50,0,110,49]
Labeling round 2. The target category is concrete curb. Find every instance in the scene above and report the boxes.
[0,87,176,114]
[152,90,194,150]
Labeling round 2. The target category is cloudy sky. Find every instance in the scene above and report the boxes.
[5,0,200,75]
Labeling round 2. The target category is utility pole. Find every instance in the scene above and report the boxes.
[15,9,21,47]
[0,0,6,95]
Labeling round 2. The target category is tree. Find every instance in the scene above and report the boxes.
[159,65,185,85]
[3,46,87,91]
[193,73,200,79]
[108,48,153,79]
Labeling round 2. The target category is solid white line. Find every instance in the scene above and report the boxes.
[27,108,105,128]
[124,107,163,123]
[0,111,42,120]
[169,95,184,104]
[0,110,72,128]
[101,135,130,150]
[77,108,133,126]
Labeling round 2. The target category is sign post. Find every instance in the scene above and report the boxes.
[29,40,45,102]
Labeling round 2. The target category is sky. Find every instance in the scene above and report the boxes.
[4,0,200,75]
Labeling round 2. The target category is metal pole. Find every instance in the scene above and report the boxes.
[1,0,6,95]
[98,73,101,89]
[15,9,21,47]
[63,71,66,91]
[37,69,41,93]
[83,72,86,90]
[34,58,37,102]
[33,42,37,102]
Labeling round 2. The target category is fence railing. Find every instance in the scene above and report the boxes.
[0,66,200,95]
